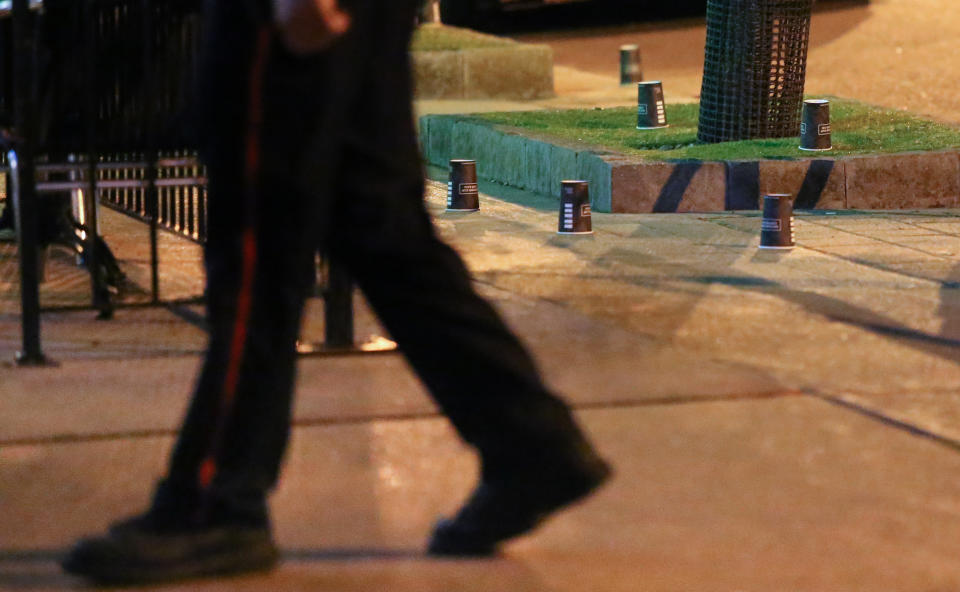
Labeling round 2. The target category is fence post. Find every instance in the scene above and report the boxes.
[10,0,48,365]
[420,0,441,23]
[82,0,110,318]
[141,0,160,304]
[323,260,354,348]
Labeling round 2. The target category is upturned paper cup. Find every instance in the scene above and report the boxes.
[620,44,643,86]
[558,180,592,235]
[447,159,480,211]
[800,99,832,151]
[637,81,668,129]
[759,194,795,249]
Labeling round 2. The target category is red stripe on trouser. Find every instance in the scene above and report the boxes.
[197,26,272,493]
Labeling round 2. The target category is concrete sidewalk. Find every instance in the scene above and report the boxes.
[5,0,960,585]
[3,176,960,590]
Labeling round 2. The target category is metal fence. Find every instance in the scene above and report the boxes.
[2,0,378,365]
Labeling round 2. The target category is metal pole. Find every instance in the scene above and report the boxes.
[323,260,355,348]
[420,0,441,23]
[10,0,47,365]
[82,0,109,318]
[142,0,160,303]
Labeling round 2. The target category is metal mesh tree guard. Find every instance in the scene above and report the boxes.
[697,0,814,144]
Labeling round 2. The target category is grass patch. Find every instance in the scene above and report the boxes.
[467,98,960,161]
[411,24,516,52]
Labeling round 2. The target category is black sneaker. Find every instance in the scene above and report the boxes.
[427,451,612,556]
[61,512,279,585]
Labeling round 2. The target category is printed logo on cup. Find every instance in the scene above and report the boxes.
[637,81,669,130]
[761,219,782,232]
[558,180,592,234]
[448,159,480,211]
[759,194,795,249]
[800,99,832,151]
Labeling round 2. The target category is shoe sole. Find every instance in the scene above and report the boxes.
[62,539,279,585]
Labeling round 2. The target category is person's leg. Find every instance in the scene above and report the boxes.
[62,4,327,583]
[330,146,608,458]
[323,0,610,556]
[327,137,610,553]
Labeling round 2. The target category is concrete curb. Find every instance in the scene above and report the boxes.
[412,44,555,100]
[419,115,960,213]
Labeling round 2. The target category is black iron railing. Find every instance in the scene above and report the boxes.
[1,0,382,364]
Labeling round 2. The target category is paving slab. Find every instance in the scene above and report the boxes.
[0,275,782,444]
[473,223,957,395]
[6,398,960,591]
[5,175,960,590]
[5,3,960,588]
[832,391,960,445]
[6,182,960,421]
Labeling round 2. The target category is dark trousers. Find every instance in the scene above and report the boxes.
[161,0,586,524]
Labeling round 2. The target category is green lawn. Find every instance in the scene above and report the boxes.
[467,98,960,161]
[411,24,516,52]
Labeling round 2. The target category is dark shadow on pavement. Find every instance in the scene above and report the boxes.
[282,547,424,561]
[0,548,72,591]
[936,261,960,360]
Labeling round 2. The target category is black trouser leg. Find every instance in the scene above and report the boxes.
[327,140,591,480]
[163,14,318,523]
[164,155,316,524]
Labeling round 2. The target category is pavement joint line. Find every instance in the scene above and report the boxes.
[0,390,804,449]
[464,213,960,357]
[704,214,959,268]
[474,217,960,350]
[0,350,205,368]
[34,298,205,315]
[475,228,960,356]
[0,548,64,563]
[793,243,958,290]
[874,211,960,219]
[681,219,960,354]
[571,390,805,412]
[882,217,960,240]
[799,216,960,261]
[0,546,423,563]
[811,391,960,454]
[816,315,960,349]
